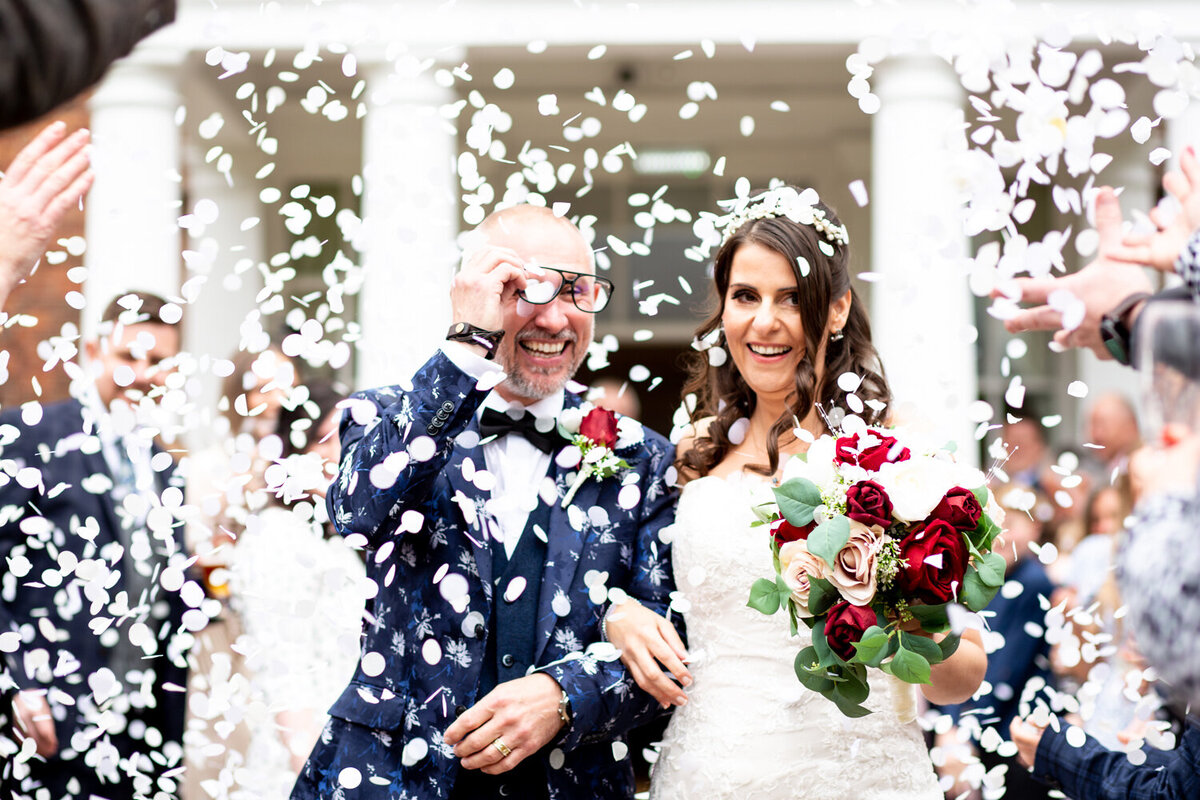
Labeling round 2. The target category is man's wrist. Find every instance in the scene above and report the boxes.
[446,322,504,360]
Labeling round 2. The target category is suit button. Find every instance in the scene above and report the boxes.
[473,623,485,638]
[441,401,454,413]
[501,654,515,668]
[455,704,467,717]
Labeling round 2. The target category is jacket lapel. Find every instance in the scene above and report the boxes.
[67,400,125,547]
[442,419,497,591]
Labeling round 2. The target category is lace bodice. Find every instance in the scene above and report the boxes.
[650,474,941,800]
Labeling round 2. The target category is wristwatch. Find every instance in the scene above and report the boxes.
[445,322,504,360]
[557,689,572,726]
[1099,292,1151,366]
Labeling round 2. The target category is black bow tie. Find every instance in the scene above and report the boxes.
[478,407,560,454]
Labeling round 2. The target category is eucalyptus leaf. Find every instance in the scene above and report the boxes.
[907,603,951,634]
[806,515,851,566]
[888,644,932,684]
[830,689,873,718]
[902,632,945,665]
[811,620,838,667]
[793,648,835,693]
[774,477,822,526]
[852,626,890,667]
[961,566,1000,611]
[836,665,871,704]
[976,551,1007,588]
[747,578,781,615]
[807,576,838,617]
[939,632,961,661]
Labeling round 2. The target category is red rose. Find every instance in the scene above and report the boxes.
[770,517,816,548]
[579,408,619,448]
[845,480,894,528]
[896,520,970,605]
[824,601,878,662]
[834,432,911,471]
[926,487,983,532]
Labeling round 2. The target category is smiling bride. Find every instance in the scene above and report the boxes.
[604,185,988,799]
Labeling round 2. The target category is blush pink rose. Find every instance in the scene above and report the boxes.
[779,539,831,618]
[827,521,884,606]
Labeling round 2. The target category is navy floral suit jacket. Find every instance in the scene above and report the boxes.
[295,350,678,800]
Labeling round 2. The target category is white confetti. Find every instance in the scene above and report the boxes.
[848,180,868,207]
[361,652,386,677]
[493,67,515,90]
[402,738,428,767]
[338,768,362,789]
[504,576,528,603]
[1066,381,1088,398]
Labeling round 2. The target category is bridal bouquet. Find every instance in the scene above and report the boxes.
[748,424,1005,718]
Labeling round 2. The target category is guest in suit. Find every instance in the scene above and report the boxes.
[292,205,680,800]
[0,291,192,798]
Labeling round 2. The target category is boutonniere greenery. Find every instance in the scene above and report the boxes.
[556,405,642,508]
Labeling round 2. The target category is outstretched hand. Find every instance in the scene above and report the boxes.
[999,187,1153,359]
[12,690,57,758]
[602,599,691,708]
[1009,716,1047,770]
[1110,145,1200,271]
[0,121,93,308]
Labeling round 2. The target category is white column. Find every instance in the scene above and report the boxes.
[869,55,978,462]
[1164,56,1200,169]
[179,139,265,426]
[84,53,184,334]
[355,55,461,389]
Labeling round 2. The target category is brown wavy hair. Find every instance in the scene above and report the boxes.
[678,196,891,479]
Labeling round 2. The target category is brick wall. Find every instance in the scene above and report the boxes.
[0,96,91,410]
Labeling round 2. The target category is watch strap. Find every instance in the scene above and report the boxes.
[1100,292,1151,366]
[446,322,504,360]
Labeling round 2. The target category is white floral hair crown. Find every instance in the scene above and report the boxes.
[686,179,849,263]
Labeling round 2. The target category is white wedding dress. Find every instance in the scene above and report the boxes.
[649,474,942,800]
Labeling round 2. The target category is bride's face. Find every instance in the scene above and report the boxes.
[722,242,812,401]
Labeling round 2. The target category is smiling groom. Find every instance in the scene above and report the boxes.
[290,205,679,800]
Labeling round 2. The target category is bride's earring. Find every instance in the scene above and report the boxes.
[829,328,844,343]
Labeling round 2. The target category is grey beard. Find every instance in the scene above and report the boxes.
[501,363,573,400]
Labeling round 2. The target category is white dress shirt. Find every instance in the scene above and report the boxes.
[442,344,563,559]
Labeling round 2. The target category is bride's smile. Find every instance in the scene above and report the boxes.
[723,241,811,400]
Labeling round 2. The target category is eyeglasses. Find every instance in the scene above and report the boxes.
[519,266,613,314]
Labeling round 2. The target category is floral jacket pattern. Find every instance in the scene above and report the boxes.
[300,350,679,800]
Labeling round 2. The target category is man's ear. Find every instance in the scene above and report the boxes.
[84,338,99,361]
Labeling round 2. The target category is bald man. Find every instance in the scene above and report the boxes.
[292,206,679,800]
[1087,392,1141,477]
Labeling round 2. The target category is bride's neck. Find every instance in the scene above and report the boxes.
[739,401,826,458]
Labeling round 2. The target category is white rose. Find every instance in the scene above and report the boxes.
[781,435,838,491]
[779,539,830,618]
[872,455,964,522]
[559,406,585,436]
[827,521,884,606]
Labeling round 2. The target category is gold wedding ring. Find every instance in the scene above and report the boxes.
[492,736,512,757]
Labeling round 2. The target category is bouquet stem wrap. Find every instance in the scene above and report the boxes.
[890,673,917,723]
